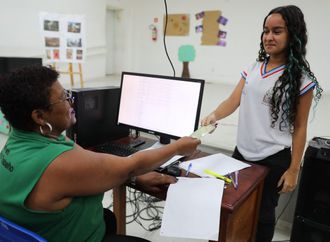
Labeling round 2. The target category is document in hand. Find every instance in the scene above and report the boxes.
[179,153,251,177]
[142,141,183,168]
[190,123,217,139]
[160,177,224,240]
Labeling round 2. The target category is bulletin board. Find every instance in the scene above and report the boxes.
[201,10,221,45]
[40,12,86,63]
[164,14,190,36]
[195,10,228,46]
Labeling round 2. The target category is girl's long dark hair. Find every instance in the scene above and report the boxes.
[257,5,322,132]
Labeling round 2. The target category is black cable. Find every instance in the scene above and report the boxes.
[126,188,141,224]
[275,186,296,225]
[163,0,176,77]
[124,187,164,231]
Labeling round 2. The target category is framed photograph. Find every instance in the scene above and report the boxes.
[45,37,60,47]
[44,20,59,31]
[68,22,81,33]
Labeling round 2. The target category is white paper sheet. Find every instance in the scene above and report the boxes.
[179,153,250,177]
[143,141,183,168]
[160,177,224,240]
[190,123,217,139]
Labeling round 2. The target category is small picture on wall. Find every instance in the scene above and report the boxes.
[67,38,82,47]
[195,11,205,20]
[46,49,52,59]
[53,49,60,60]
[45,37,60,47]
[218,30,227,39]
[195,25,203,33]
[76,49,83,60]
[68,22,81,33]
[66,49,73,59]
[44,20,59,31]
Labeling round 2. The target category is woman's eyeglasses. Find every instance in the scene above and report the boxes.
[46,90,75,108]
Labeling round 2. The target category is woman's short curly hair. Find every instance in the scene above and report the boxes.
[0,66,59,131]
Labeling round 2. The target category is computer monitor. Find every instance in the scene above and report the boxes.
[117,72,204,144]
[66,87,129,148]
[0,57,42,76]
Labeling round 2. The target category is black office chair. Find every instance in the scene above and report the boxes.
[103,209,151,242]
[0,215,46,242]
[104,234,151,242]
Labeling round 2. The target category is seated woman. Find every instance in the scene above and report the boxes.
[0,66,200,242]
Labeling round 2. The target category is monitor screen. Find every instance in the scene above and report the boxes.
[117,72,204,144]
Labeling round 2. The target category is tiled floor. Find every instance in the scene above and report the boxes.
[2,74,329,241]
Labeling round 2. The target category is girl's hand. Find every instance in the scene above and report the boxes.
[277,168,299,193]
[201,112,217,126]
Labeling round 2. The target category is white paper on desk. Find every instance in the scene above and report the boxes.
[144,141,183,168]
[160,177,224,240]
[179,153,251,177]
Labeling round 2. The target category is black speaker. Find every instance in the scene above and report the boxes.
[66,86,129,148]
[290,137,330,242]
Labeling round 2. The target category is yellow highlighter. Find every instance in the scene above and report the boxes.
[204,169,232,184]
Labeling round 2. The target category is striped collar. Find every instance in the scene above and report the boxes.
[260,60,285,79]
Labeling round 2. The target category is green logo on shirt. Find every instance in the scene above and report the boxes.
[0,151,14,172]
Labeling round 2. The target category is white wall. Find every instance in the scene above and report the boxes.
[1,0,328,144]
[106,0,330,92]
[0,0,107,84]
[1,0,329,90]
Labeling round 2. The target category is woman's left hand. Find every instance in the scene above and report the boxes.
[134,171,177,193]
[277,168,299,193]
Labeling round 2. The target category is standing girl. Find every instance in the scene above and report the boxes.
[201,5,322,242]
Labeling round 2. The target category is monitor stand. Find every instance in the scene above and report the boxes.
[159,136,170,145]
[128,138,146,148]
[127,130,146,148]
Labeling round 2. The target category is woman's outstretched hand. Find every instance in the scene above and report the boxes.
[175,136,201,157]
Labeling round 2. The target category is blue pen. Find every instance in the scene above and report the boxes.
[235,170,239,188]
[230,173,237,190]
[185,163,192,177]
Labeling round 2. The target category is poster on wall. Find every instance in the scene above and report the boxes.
[164,14,190,36]
[195,10,228,46]
[39,12,86,63]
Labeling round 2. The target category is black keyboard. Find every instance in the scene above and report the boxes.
[93,142,140,157]
[93,141,183,177]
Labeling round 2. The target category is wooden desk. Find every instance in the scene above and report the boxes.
[112,140,268,242]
